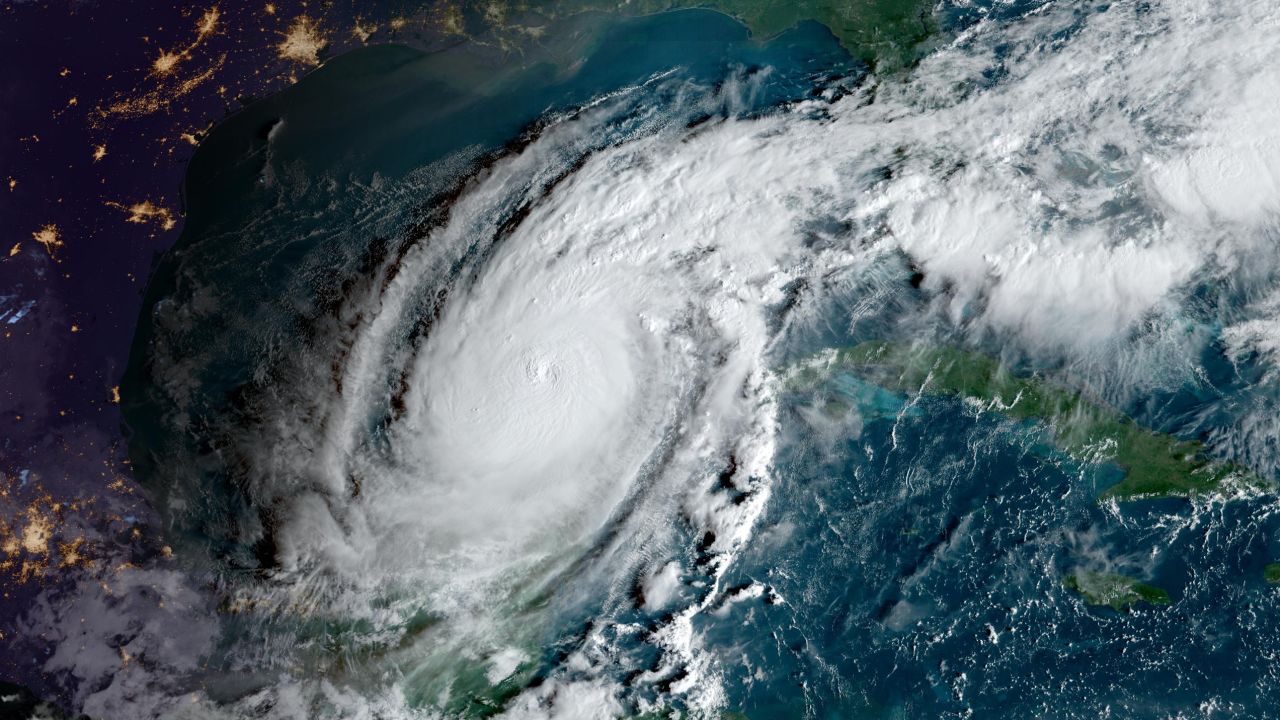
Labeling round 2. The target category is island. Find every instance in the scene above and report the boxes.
[788,341,1272,502]
[1265,563,1280,584]
[1063,570,1171,610]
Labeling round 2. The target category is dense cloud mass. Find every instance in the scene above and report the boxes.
[24,0,1280,717]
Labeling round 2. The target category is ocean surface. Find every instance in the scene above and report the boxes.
[117,2,1280,718]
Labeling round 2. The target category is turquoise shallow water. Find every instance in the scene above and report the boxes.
[180,10,858,230]
[120,3,1280,718]
[123,9,868,715]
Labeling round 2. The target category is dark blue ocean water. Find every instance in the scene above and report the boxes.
[123,3,1280,718]
[702,375,1280,717]
[126,7,861,540]
[180,9,859,232]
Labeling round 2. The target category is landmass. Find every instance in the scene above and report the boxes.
[1062,570,1171,610]
[789,341,1272,502]
[556,0,935,68]
[1265,563,1280,584]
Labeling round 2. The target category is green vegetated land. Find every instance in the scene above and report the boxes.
[1062,570,1171,610]
[791,341,1280,608]
[691,0,933,66]
[560,0,935,68]
[1265,563,1280,584]
[802,341,1271,502]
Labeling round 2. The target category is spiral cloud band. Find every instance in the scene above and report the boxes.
[77,0,1280,716]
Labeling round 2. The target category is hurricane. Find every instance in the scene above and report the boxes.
[81,0,1280,717]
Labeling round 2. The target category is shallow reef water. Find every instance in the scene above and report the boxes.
[105,1,1280,717]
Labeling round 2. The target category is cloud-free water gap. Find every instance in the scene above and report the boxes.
[115,0,1280,717]
[122,9,867,716]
